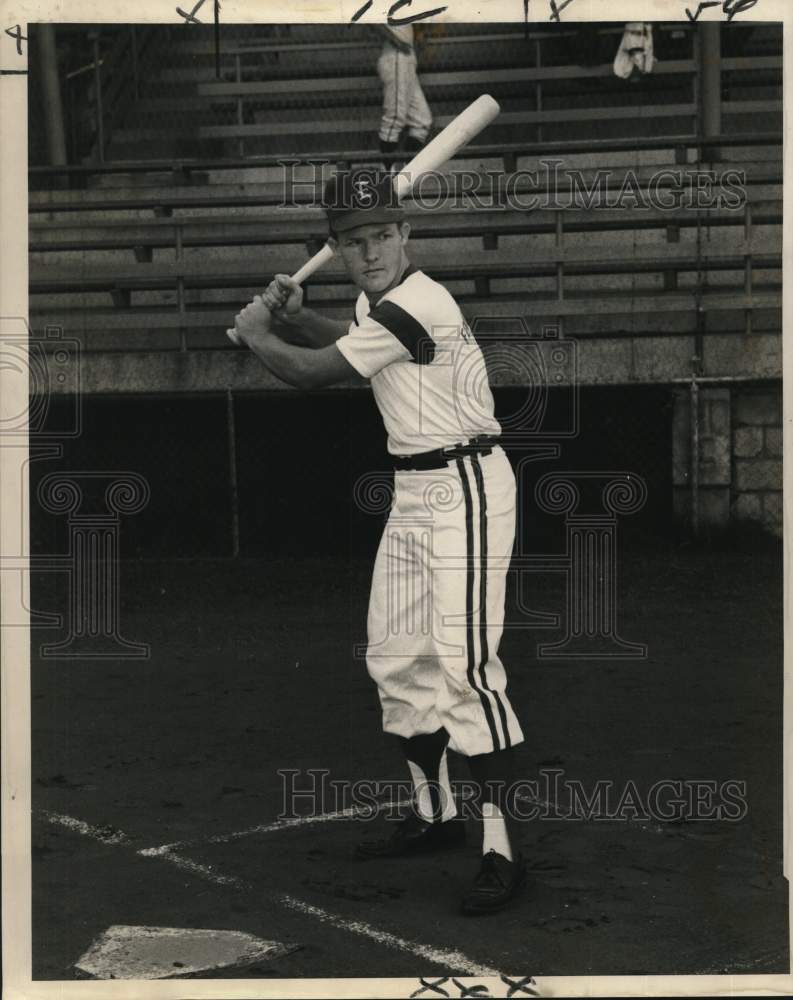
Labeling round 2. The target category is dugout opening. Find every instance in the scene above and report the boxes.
[29,386,674,559]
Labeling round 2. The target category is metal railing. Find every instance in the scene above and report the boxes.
[63,26,157,164]
[28,129,783,183]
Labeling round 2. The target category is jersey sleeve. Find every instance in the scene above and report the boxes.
[336,291,437,378]
[335,312,412,379]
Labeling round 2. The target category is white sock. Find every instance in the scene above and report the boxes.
[407,751,457,823]
[481,801,512,860]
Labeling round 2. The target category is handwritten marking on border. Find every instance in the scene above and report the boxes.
[176,0,207,24]
[686,0,760,19]
[501,974,541,998]
[4,24,26,54]
[412,979,451,998]
[548,0,576,21]
[350,0,449,25]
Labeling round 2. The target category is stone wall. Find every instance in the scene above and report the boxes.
[731,385,783,537]
[672,386,731,531]
[672,382,782,538]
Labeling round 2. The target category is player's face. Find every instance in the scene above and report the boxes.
[334,222,411,298]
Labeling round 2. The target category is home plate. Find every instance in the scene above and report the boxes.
[74,925,297,979]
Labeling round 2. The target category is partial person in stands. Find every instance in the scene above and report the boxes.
[374,25,433,165]
[613,23,655,80]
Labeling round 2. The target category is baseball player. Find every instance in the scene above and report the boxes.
[373,25,433,161]
[232,170,525,915]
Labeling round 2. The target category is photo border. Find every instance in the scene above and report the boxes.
[2,2,791,996]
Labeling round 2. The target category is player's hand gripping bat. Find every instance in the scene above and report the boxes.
[226,94,500,344]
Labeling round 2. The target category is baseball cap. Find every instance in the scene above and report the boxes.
[323,169,405,234]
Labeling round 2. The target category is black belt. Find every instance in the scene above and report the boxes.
[392,436,499,472]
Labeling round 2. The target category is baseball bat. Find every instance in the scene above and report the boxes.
[228,94,500,343]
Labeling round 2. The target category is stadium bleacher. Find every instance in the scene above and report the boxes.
[29,22,782,383]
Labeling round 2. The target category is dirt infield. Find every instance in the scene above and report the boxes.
[31,542,787,980]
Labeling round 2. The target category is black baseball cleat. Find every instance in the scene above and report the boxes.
[460,849,526,915]
[355,813,466,859]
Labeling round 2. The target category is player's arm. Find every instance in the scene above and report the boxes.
[265,274,347,348]
[233,296,358,389]
[276,308,348,349]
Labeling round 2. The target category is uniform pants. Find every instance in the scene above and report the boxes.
[365,447,524,757]
[377,45,433,146]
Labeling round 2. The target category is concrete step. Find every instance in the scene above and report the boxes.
[29,255,782,323]
[32,234,783,277]
[155,38,535,79]
[29,165,783,219]
[87,170,212,190]
[725,111,784,134]
[31,181,783,226]
[30,181,304,205]
[113,100,776,167]
[131,97,218,114]
[30,143,783,192]
[104,138,225,162]
[137,80,201,100]
[147,55,699,92]
[29,289,782,342]
[140,22,779,75]
[193,122,701,161]
[83,163,327,189]
[28,201,783,251]
[193,86,699,125]
[145,23,781,71]
[30,304,782,341]
[30,177,319,205]
[724,84,783,102]
[236,88,695,126]
[28,222,782,274]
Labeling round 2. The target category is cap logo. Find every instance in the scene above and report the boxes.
[352,177,376,207]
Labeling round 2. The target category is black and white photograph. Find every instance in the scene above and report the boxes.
[1,2,791,997]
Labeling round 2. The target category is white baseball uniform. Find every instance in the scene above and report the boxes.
[335,266,525,757]
[377,26,433,146]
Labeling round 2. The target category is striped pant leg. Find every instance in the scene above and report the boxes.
[377,47,409,144]
[365,510,444,739]
[431,449,525,757]
[404,60,433,142]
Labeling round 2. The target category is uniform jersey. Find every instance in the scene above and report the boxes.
[334,266,502,456]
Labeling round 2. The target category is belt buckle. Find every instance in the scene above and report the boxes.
[442,437,491,463]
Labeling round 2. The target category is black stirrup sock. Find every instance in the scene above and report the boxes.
[398,728,451,821]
